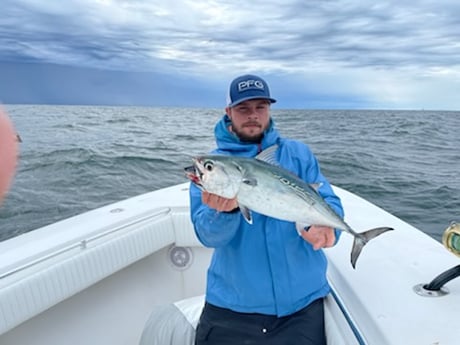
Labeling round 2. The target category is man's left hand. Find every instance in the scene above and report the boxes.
[300,225,336,250]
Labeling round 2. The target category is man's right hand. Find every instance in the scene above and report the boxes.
[202,191,239,212]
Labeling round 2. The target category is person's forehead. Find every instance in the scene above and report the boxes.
[235,99,270,107]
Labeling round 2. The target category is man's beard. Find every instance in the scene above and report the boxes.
[231,125,264,143]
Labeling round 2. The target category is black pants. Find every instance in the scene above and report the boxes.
[195,298,326,345]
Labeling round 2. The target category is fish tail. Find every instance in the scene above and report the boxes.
[350,227,393,269]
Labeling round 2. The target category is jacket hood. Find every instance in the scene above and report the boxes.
[213,114,281,157]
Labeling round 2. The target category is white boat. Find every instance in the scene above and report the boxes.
[0,182,459,344]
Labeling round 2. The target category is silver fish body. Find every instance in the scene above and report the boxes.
[185,146,393,268]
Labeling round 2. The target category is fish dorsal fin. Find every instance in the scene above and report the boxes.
[255,144,279,166]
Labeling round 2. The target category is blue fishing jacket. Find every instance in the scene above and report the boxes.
[189,115,344,317]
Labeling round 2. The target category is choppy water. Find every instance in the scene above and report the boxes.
[1,105,459,242]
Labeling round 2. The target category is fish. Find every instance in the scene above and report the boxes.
[184,145,393,268]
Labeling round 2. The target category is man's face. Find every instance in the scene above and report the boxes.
[226,99,271,143]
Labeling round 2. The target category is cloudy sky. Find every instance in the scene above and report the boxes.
[1,0,459,109]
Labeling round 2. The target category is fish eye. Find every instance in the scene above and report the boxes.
[204,161,214,171]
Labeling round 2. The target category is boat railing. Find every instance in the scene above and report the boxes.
[0,207,172,281]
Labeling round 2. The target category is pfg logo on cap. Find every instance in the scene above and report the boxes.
[238,79,265,92]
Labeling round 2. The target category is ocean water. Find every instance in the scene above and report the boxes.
[1,105,459,242]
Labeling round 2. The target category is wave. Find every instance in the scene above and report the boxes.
[2,105,459,244]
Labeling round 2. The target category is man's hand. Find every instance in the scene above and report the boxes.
[300,225,336,250]
[202,191,239,212]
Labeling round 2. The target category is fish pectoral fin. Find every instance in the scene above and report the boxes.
[242,177,258,186]
[239,204,253,224]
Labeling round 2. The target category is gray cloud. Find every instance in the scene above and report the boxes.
[2,0,456,70]
[1,0,459,109]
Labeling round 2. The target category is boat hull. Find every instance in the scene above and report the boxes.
[0,183,458,344]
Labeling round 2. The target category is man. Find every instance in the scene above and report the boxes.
[189,74,344,344]
[0,108,18,204]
